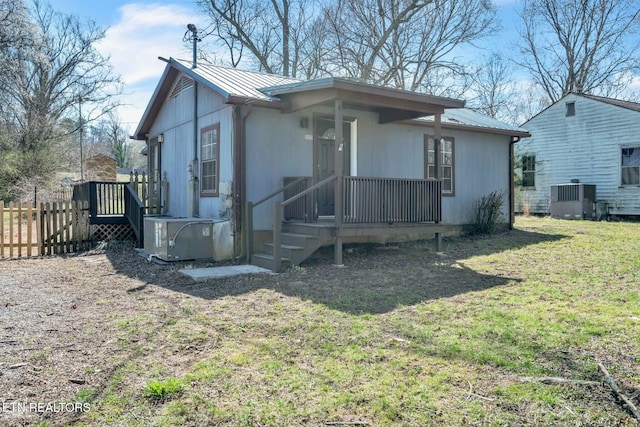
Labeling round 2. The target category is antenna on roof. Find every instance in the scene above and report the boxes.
[184,24,201,69]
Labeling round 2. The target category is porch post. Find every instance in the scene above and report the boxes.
[334,99,344,266]
[434,113,443,254]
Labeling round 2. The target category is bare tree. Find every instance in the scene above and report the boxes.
[321,0,432,84]
[0,0,121,199]
[466,53,520,122]
[198,0,498,92]
[515,0,640,103]
[197,0,319,77]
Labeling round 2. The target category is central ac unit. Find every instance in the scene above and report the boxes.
[550,183,596,219]
[143,217,214,261]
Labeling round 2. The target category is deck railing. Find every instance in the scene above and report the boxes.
[124,183,145,247]
[342,176,441,223]
[72,181,128,224]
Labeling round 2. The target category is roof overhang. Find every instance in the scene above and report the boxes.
[263,78,465,124]
[133,63,179,140]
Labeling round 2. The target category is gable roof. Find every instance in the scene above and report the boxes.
[172,58,301,103]
[134,57,526,139]
[523,92,640,125]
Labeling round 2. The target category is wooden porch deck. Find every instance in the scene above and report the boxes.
[248,175,446,272]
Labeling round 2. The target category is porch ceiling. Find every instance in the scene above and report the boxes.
[262,78,465,124]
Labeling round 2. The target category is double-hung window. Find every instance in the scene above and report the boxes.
[621,146,640,186]
[425,136,455,195]
[521,155,536,188]
[201,124,220,196]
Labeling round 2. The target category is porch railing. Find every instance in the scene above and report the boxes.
[283,176,313,220]
[247,175,442,268]
[342,176,441,223]
[245,176,315,262]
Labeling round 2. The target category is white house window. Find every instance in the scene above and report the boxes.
[621,146,640,186]
[521,155,536,187]
[425,136,455,195]
[201,123,220,196]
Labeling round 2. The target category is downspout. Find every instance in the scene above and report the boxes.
[190,79,199,217]
[188,24,200,218]
[509,136,521,229]
[434,113,443,253]
[232,104,253,260]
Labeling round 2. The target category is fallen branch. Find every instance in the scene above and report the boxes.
[597,363,640,421]
[9,363,29,369]
[325,422,370,426]
[519,376,600,386]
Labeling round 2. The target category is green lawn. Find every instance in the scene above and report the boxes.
[76,217,640,426]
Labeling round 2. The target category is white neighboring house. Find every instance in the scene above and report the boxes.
[516,93,640,218]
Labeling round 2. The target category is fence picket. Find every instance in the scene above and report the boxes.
[2,187,129,258]
[9,201,14,257]
[0,202,4,257]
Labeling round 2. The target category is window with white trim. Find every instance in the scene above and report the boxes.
[201,124,220,196]
[425,136,455,195]
[621,146,640,186]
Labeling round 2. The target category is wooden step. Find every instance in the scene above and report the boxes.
[251,253,292,270]
[250,223,334,272]
[263,243,305,257]
[280,232,318,247]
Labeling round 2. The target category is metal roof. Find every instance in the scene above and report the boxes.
[135,57,528,139]
[416,108,530,137]
[173,58,301,102]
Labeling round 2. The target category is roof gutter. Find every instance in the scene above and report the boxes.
[509,136,521,229]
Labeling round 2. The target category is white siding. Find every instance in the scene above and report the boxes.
[516,94,640,215]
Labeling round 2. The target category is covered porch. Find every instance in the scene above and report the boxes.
[245,80,464,271]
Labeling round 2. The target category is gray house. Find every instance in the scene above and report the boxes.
[516,93,640,218]
[134,57,529,271]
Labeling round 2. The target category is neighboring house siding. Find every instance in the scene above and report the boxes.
[516,94,640,215]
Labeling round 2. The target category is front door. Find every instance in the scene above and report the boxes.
[315,117,351,217]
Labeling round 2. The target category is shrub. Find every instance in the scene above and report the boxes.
[470,190,506,234]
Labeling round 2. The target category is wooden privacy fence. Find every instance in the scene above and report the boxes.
[0,201,91,258]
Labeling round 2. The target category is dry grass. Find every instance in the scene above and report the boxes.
[0,217,639,426]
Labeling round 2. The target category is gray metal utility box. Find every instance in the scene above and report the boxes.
[550,183,596,219]
[143,217,214,261]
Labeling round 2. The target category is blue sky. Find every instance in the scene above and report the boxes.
[49,0,522,132]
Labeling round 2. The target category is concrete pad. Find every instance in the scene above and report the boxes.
[179,265,274,281]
